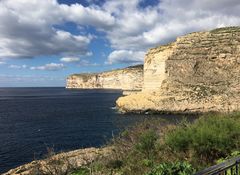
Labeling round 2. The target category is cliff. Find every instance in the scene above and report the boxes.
[117,27,240,113]
[66,65,143,91]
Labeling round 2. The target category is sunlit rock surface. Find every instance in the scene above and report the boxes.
[66,65,143,91]
[117,27,240,113]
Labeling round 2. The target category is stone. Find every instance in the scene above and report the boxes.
[116,27,240,113]
[3,147,113,175]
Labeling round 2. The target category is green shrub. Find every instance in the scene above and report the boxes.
[215,151,240,175]
[165,113,240,166]
[146,162,196,175]
[217,150,240,164]
[106,159,123,169]
[71,167,89,175]
[135,129,158,162]
[109,119,165,175]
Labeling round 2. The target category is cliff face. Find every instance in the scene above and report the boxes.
[66,65,143,90]
[117,27,240,113]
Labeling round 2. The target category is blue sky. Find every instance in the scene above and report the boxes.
[0,0,239,87]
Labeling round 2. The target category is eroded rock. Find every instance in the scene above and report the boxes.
[117,27,240,113]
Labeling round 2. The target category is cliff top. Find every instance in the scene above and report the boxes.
[210,26,240,33]
[69,64,143,77]
[146,26,240,56]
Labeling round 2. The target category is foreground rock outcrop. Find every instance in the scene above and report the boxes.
[3,147,112,175]
[66,65,143,91]
[117,27,240,113]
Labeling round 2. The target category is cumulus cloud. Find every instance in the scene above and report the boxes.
[30,63,65,71]
[0,0,114,59]
[60,57,80,63]
[1,0,240,65]
[103,0,240,51]
[60,3,115,28]
[100,0,240,63]
[107,50,145,64]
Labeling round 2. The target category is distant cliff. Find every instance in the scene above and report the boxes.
[66,65,143,90]
[117,27,240,113]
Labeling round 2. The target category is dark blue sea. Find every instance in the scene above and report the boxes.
[0,87,187,173]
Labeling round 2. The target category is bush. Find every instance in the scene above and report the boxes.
[106,159,123,169]
[146,162,196,175]
[135,129,158,162]
[215,151,240,175]
[106,119,166,175]
[217,151,240,164]
[71,167,90,175]
[165,113,240,167]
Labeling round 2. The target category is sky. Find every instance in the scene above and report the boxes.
[0,0,240,87]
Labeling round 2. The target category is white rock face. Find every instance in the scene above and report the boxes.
[117,27,240,113]
[143,44,174,91]
[66,65,143,91]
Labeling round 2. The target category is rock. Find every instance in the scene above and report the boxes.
[3,147,113,175]
[116,27,240,113]
[66,65,143,91]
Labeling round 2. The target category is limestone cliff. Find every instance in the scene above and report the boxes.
[117,27,240,113]
[66,65,143,90]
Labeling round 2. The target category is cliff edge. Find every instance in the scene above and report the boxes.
[117,27,240,113]
[66,65,143,91]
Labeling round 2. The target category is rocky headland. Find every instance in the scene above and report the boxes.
[117,27,240,113]
[66,65,143,91]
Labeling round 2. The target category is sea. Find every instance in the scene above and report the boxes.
[0,87,188,173]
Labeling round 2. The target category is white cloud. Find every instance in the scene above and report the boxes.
[77,60,99,67]
[60,3,115,28]
[107,50,145,64]
[9,64,27,69]
[101,0,240,63]
[1,0,240,65]
[0,61,6,65]
[86,52,93,56]
[103,0,240,52]
[60,57,80,63]
[30,63,65,71]
[0,0,114,59]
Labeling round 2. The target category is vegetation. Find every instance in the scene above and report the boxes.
[32,113,240,175]
[71,167,90,175]
[146,162,196,175]
[210,26,240,33]
[165,113,240,168]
